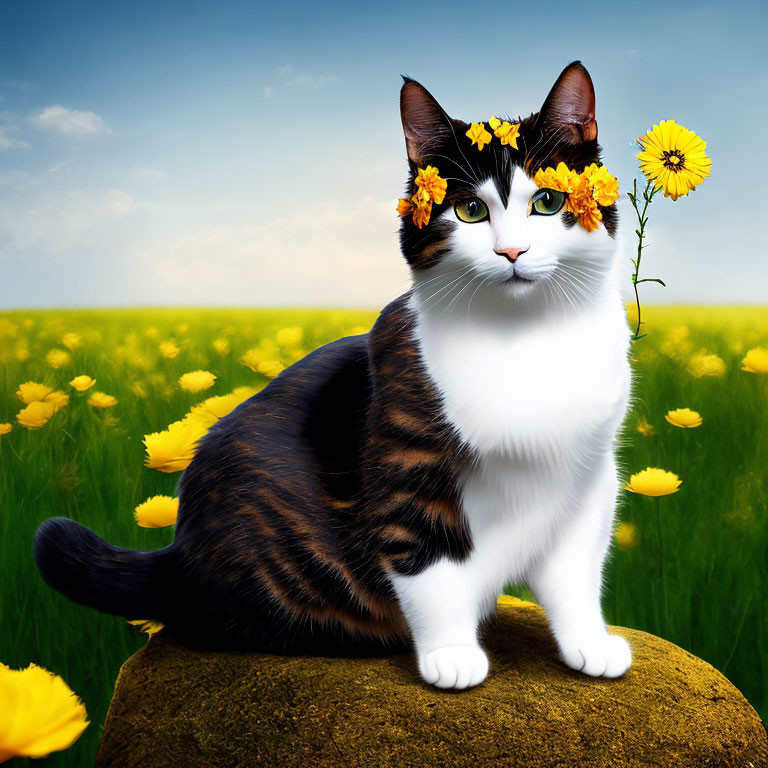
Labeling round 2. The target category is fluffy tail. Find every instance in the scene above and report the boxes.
[33,517,174,620]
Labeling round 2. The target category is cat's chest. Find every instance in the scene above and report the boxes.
[413,305,631,456]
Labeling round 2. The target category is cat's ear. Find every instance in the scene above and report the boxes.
[400,78,453,165]
[536,61,597,143]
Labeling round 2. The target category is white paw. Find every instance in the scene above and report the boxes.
[417,644,489,690]
[559,633,632,678]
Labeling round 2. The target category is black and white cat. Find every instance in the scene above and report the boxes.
[34,61,632,691]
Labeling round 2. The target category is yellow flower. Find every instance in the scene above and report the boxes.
[44,391,69,413]
[134,495,179,528]
[636,417,655,437]
[16,348,29,362]
[159,340,180,359]
[232,385,260,403]
[637,120,711,201]
[131,381,147,398]
[17,401,56,430]
[276,326,304,347]
[397,198,414,217]
[127,619,165,636]
[88,392,117,409]
[412,198,432,229]
[69,375,95,392]
[489,117,520,149]
[688,352,726,378]
[0,423,12,436]
[241,348,267,372]
[190,393,241,422]
[660,326,692,359]
[741,347,768,374]
[0,663,89,761]
[179,370,216,394]
[626,467,682,497]
[144,418,207,473]
[212,337,230,356]
[466,122,492,150]
[496,594,538,609]
[145,326,159,340]
[615,522,639,549]
[175,323,189,335]
[257,359,284,378]
[414,166,448,206]
[60,333,81,351]
[15,381,53,404]
[665,408,702,428]
[583,163,621,206]
[46,349,71,369]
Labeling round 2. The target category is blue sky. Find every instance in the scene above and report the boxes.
[1,0,766,307]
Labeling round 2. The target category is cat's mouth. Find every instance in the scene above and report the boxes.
[504,269,536,284]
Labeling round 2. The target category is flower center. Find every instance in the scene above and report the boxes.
[662,150,685,171]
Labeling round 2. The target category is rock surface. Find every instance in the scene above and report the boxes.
[96,597,767,767]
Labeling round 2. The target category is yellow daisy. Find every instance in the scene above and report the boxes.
[276,326,304,347]
[46,349,71,369]
[69,375,96,392]
[44,391,69,413]
[465,122,492,150]
[741,347,768,374]
[637,120,711,200]
[636,417,655,437]
[179,370,216,394]
[0,423,12,436]
[665,408,703,428]
[159,340,180,359]
[134,495,179,528]
[615,522,639,549]
[88,392,117,409]
[626,467,682,497]
[15,381,54,404]
[688,352,726,378]
[16,401,56,430]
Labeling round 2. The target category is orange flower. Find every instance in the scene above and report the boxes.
[397,166,447,229]
[466,122,492,150]
[489,116,520,149]
[396,198,414,217]
[414,166,447,205]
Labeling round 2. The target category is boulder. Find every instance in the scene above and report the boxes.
[96,597,768,767]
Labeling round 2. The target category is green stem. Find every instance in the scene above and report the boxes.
[655,497,669,635]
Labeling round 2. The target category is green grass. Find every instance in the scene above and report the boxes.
[1,305,767,765]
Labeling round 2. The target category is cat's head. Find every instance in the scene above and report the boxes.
[399,62,619,314]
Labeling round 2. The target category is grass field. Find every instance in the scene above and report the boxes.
[1,305,767,765]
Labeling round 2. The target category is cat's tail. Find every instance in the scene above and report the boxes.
[33,517,175,620]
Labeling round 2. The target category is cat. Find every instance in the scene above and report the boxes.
[34,60,632,690]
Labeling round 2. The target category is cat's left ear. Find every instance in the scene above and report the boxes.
[536,61,597,143]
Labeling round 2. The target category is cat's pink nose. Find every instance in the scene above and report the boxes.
[494,246,529,264]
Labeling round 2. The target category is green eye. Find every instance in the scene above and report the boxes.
[531,188,566,216]
[455,199,489,223]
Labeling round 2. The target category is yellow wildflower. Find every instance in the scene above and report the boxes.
[145,326,159,340]
[660,326,692,359]
[179,370,216,394]
[257,359,284,378]
[159,340,180,359]
[88,392,117,409]
[46,349,71,369]
[16,381,53,404]
[69,375,95,392]
[466,122,492,150]
[131,382,147,398]
[637,120,711,201]
[412,199,432,229]
[626,467,682,497]
[583,163,621,206]
[60,333,81,351]
[127,619,164,636]
[0,663,89,761]
[636,417,655,437]
[688,352,726,378]
[16,348,29,362]
[190,393,241,422]
[212,337,230,356]
[241,345,277,372]
[175,323,189,335]
[615,522,639,549]
[414,166,447,205]
[741,347,768,374]
[665,408,702,428]
[44,391,69,413]
[489,117,520,148]
[134,495,179,528]
[276,326,303,347]
[0,424,12,436]
[144,418,207,473]
[232,385,260,403]
[396,198,414,217]
[17,401,56,430]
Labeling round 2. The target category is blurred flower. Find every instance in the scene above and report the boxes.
[60,333,81,351]
[16,382,53,404]
[741,347,768,374]
[16,401,55,430]
[159,341,180,359]
[144,418,207,473]
[127,619,164,636]
[88,392,117,409]
[637,120,711,200]
[179,370,216,394]
[175,323,189,335]
[212,337,230,356]
[231,386,260,403]
[636,417,655,437]
[347,325,369,336]
[615,522,639,549]
[145,326,159,340]
[69,375,96,392]
[276,326,303,347]
[46,349,71,369]
[665,408,702,428]
[0,662,88,762]
[134,495,178,528]
[44,391,69,413]
[660,326,692,359]
[0,424,12,436]
[130,382,147,398]
[257,359,284,378]
[688,352,726,378]
[626,467,682,497]
[15,348,29,362]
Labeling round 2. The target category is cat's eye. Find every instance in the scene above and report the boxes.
[531,188,566,216]
[454,198,489,223]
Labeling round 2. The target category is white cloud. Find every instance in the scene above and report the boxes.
[133,166,168,181]
[31,105,110,135]
[263,64,337,99]
[0,125,29,149]
[0,169,35,189]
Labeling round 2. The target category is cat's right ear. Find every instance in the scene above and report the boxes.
[400,78,453,166]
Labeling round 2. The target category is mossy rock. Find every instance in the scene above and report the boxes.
[96,598,767,767]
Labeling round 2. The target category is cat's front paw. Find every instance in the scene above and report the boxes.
[559,633,631,678]
[417,644,489,690]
